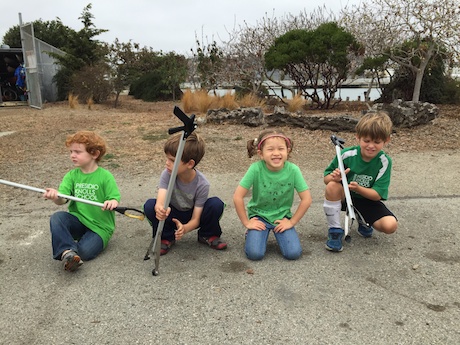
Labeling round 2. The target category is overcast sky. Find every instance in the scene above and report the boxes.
[1,0,361,55]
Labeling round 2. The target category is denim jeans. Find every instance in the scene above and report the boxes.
[143,197,224,241]
[50,211,104,261]
[245,217,302,261]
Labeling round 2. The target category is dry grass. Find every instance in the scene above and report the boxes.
[181,89,265,114]
[68,93,79,109]
[87,96,94,110]
[237,92,266,108]
[220,92,239,110]
[285,94,306,112]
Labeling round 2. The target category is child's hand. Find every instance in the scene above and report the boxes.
[155,206,171,221]
[43,188,59,201]
[172,218,185,240]
[245,217,266,231]
[274,218,293,233]
[348,181,360,192]
[329,167,350,182]
[103,200,119,210]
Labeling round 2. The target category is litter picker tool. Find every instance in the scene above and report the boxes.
[330,135,369,241]
[143,106,197,276]
[0,179,145,220]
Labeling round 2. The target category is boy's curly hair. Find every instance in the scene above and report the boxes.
[356,111,393,141]
[164,132,205,167]
[65,131,107,162]
[246,129,294,158]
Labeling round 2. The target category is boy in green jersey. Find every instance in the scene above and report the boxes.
[323,112,398,252]
[43,131,121,271]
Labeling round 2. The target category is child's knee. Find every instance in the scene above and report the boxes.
[245,240,265,261]
[245,250,265,261]
[206,197,224,212]
[283,249,302,260]
[375,217,398,234]
[325,181,343,199]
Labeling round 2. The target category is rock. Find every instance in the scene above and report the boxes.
[266,110,358,131]
[204,99,438,131]
[206,107,265,127]
[370,100,438,127]
[206,106,358,131]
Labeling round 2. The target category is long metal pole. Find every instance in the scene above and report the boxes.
[150,132,186,276]
[0,179,105,208]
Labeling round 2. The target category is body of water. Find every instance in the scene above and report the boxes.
[210,87,381,101]
[271,87,381,101]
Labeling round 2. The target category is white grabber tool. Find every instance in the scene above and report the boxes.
[330,135,370,241]
[0,179,145,220]
[143,106,197,276]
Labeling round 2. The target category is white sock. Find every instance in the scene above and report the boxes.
[323,199,342,229]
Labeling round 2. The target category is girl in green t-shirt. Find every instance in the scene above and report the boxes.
[233,129,312,260]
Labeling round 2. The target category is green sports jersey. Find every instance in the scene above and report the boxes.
[239,160,309,225]
[58,167,121,247]
[324,145,392,200]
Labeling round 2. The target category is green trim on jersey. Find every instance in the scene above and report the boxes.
[58,167,121,247]
[324,145,392,200]
[239,160,309,225]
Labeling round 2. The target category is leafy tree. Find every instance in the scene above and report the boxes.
[2,19,76,49]
[219,7,337,99]
[159,52,188,101]
[107,39,152,107]
[354,55,393,100]
[70,63,112,103]
[191,39,223,93]
[51,4,109,101]
[340,0,460,102]
[128,52,187,102]
[380,47,449,104]
[265,22,361,109]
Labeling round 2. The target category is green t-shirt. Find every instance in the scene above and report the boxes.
[239,160,309,225]
[324,145,392,200]
[58,167,121,247]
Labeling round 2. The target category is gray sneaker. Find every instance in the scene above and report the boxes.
[62,251,83,272]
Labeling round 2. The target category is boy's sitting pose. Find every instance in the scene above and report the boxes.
[43,131,121,271]
[323,112,398,252]
[144,132,227,255]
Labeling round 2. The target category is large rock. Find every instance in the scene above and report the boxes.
[206,106,358,131]
[370,100,438,127]
[266,106,357,131]
[206,107,265,127]
[205,100,438,131]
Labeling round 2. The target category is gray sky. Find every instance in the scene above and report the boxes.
[1,0,361,55]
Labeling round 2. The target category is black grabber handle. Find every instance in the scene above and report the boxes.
[168,106,197,137]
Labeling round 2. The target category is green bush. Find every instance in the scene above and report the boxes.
[130,71,182,102]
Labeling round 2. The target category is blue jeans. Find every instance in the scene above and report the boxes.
[143,197,224,241]
[245,217,302,261]
[50,211,104,261]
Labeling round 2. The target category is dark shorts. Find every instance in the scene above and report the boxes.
[342,197,396,226]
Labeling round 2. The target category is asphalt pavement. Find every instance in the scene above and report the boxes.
[1,151,459,345]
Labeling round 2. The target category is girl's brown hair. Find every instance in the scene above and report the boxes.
[246,129,294,158]
[65,131,107,162]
